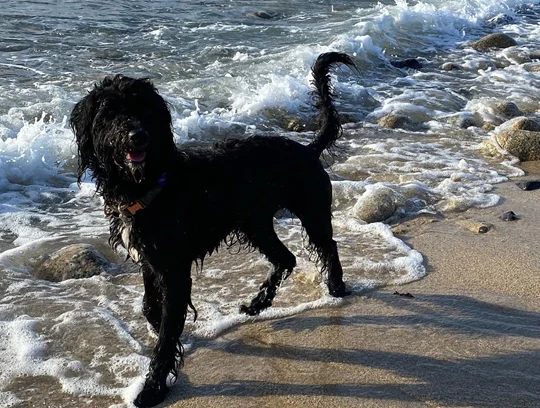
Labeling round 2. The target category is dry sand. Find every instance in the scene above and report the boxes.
[166,175,540,408]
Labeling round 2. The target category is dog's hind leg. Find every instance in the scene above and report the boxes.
[135,261,192,408]
[240,217,297,316]
[296,207,350,298]
[142,264,162,334]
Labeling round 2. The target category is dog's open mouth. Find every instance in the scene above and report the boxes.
[127,151,146,163]
[127,151,146,183]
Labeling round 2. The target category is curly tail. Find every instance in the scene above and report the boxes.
[308,52,356,156]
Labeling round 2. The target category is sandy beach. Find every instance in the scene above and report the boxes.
[163,173,540,408]
[8,173,540,408]
[4,3,540,407]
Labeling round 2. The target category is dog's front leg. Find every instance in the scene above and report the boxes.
[134,261,192,408]
[141,264,162,334]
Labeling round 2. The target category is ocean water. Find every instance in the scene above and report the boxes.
[1,0,539,406]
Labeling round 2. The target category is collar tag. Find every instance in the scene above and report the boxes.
[105,173,167,218]
[121,201,145,216]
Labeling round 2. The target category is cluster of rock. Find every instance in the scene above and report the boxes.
[43,37,535,244]
[352,29,540,223]
[378,32,540,166]
[450,33,540,161]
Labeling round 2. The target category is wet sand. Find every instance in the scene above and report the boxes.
[11,176,540,408]
[167,176,540,408]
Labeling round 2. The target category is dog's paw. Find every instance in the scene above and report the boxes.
[134,384,168,408]
[328,282,351,298]
[239,304,260,316]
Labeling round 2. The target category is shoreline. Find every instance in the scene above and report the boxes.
[166,176,540,408]
[8,176,540,408]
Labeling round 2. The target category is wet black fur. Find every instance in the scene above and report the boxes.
[70,52,355,408]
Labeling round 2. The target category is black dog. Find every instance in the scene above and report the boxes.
[70,52,354,407]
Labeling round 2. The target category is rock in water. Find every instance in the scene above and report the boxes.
[441,62,462,71]
[251,11,279,19]
[390,58,422,69]
[470,33,517,52]
[511,117,540,132]
[496,130,540,161]
[378,114,424,131]
[33,244,112,282]
[494,102,522,119]
[486,14,514,26]
[353,188,396,223]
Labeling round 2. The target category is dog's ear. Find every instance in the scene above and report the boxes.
[70,91,100,184]
[138,78,173,126]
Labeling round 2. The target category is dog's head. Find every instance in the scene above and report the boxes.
[70,75,176,192]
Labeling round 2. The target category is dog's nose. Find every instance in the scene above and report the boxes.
[129,129,149,146]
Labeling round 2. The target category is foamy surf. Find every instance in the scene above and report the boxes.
[0,216,425,406]
[1,0,539,405]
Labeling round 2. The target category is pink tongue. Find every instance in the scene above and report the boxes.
[128,151,146,162]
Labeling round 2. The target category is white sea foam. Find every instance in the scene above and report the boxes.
[0,0,538,404]
[0,270,148,404]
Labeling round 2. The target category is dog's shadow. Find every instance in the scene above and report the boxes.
[163,292,540,407]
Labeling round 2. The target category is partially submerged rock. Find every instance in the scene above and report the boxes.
[286,117,306,132]
[496,129,540,161]
[390,58,422,69]
[475,100,524,128]
[456,116,480,129]
[253,11,275,19]
[511,117,540,132]
[470,33,517,52]
[33,244,113,282]
[248,11,280,20]
[261,108,317,132]
[487,14,514,26]
[378,114,424,131]
[441,62,462,71]
[446,113,483,129]
[494,102,523,119]
[352,188,396,223]
[500,49,531,64]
